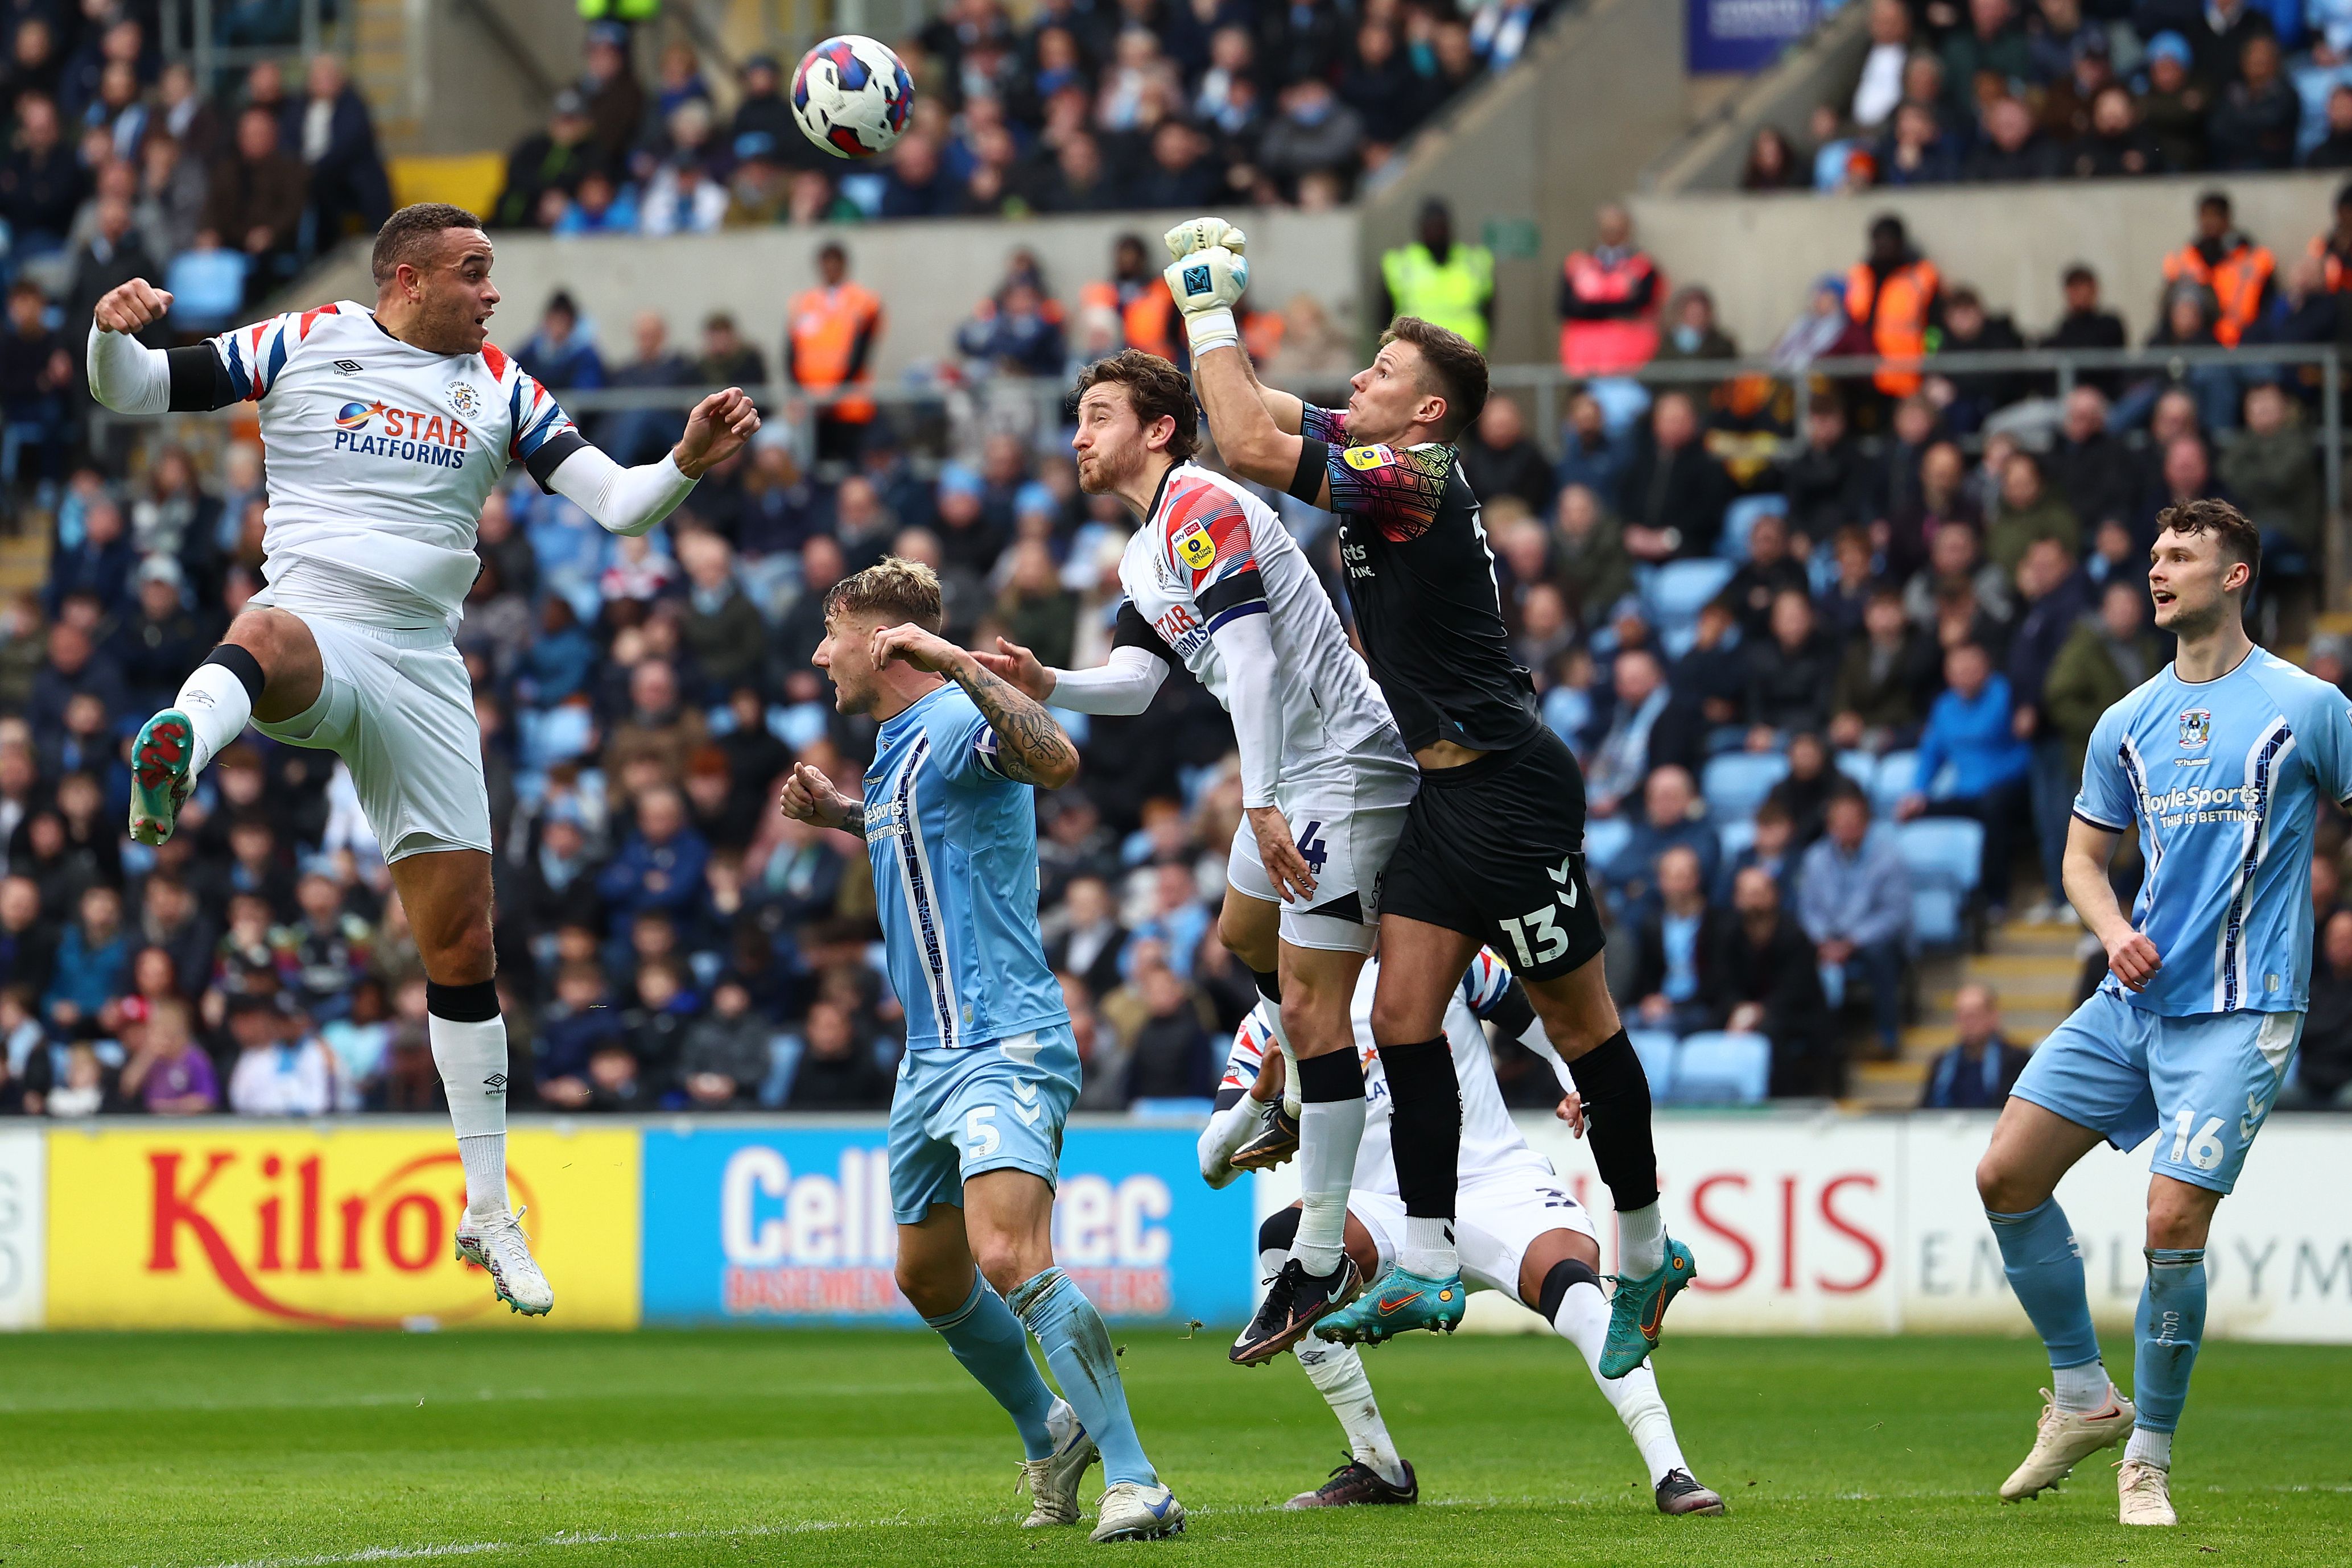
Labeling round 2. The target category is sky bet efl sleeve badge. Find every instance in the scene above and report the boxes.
[1343,443,1397,471]
[1173,519,1216,571]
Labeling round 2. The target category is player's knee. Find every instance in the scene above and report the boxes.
[423,919,496,987]
[2144,1191,2214,1251]
[1219,899,1274,971]
[1277,991,1335,1054]
[894,1257,963,1319]
[1367,991,1434,1049]
[971,1241,1041,1301]
[1975,1151,2033,1214]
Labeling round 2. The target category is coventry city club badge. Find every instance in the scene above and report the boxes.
[2178,709,2212,749]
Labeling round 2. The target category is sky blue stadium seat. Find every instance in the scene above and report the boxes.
[1837,750,1875,789]
[1911,885,1966,947]
[1717,818,1756,861]
[1672,1032,1771,1104]
[1584,815,1633,870]
[1871,749,1918,817]
[1897,818,1985,893]
[1627,1028,1677,1099]
[1646,559,1737,656]
[165,249,248,333]
[1718,493,1788,562]
[1703,752,1788,823]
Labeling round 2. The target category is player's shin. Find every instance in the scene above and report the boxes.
[1378,1038,1462,1278]
[1986,1198,2108,1408]
[1297,1328,1408,1487]
[1567,1030,1665,1275]
[426,979,511,1217]
[174,645,263,775]
[1251,968,1304,1119]
[1543,1259,1689,1486]
[925,1271,1059,1459]
[1293,1050,1368,1277]
[2126,1248,2206,1469]
[1009,1267,1157,1487]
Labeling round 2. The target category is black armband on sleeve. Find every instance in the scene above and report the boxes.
[523,430,591,493]
[1113,600,1178,661]
[165,345,238,412]
[1287,438,1330,504]
[1197,568,1268,628]
[1480,977,1540,1041]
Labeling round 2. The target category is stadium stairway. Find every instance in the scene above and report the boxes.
[1848,918,2085,1110]
[0,527,49,595]
[350,0,420,155]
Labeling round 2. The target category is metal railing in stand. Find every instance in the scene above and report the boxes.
[162,0,348,96]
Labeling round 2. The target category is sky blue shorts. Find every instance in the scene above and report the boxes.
[2009,988,2303,1194]
[888,1025,1080,1225]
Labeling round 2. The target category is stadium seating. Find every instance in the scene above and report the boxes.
[1702,752,1789,822]
[1583,815,1633,870]
[1718,493,1788,562]
[1626,1028,1678,1100]
[1716,818,1756,864]
[1669,1032,1772,1104]
[1647,559,1737,657]
[1836,750,1875,790]
[1871,750,1919,819]
[1897,818,1986,948]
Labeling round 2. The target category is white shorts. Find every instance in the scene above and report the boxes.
[1225,731,1418,954]
[1350,1158,1598,1300]
[250,614,492,861]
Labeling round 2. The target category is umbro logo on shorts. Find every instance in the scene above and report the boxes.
[333,359,363,374]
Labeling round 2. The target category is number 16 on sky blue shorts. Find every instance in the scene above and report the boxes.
[2009,988,2302,1194]
[888,1025,1082,1225]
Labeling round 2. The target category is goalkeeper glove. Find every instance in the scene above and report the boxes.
[1162,245,1248,357]
[1163,215,1247,261]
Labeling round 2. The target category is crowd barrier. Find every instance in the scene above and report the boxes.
[0,1114,2343,1341]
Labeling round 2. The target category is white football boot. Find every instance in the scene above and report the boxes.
[454,1206,554,1316]
[1090,1481,1186,1542]
[1016,1400,1099,1527]
[2116,1459,2177,1526]
[2000,1386,2135,1501]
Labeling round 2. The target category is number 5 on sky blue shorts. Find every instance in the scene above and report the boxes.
[2010,988,2303,1194]
[888,1025,1081,1224]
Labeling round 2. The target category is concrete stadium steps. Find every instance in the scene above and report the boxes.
[0,529,51,595]
[1845,918,2087,1110]
[351,0,419,155]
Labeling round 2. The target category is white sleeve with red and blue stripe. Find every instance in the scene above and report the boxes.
[488,346,588,490]
[1460,947,1516,1016]
[1163,485,1268,632]
[1216,1007,1273,1109]
[206,311,308,402]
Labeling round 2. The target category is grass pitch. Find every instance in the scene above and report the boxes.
[2,1329,2346,1566]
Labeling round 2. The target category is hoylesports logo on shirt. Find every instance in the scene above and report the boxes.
[2179,708,2213,749]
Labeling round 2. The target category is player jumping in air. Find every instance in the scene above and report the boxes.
[780,559,1183,1542]
[1161,217,1690,1375]
[87,204,761,1316]
[1204,950,1723,1516]
[1976,500,2349,1526]
[972,348,1418,1363]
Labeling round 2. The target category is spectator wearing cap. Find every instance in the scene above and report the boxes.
[731,55,803,163]
[2135,31,2211,173]
[517,291,608,393]
[495,88,604,228]
[580,22,647,166]
[1380,198,1495,353]
[1897,639,2032,915]
[1797,787,1910,1057]
[110,555,204,712]
[1918,983,2029,1109]
[1558,203,1661,376]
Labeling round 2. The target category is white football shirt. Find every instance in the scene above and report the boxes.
[1113,462,1396,782]
[207,303,579,630]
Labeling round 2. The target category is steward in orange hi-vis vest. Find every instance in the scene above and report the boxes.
[786,242,884,431]
[2162,192,2275,349]
[1846,214,1941,398]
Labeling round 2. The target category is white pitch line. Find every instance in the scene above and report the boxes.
[174,1521,864,1568]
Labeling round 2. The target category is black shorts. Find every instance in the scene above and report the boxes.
[1379,728,1605,981]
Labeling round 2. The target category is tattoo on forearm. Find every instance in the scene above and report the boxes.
[957,661,1076,785]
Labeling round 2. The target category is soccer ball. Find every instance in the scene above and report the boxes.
[792,35,914,160]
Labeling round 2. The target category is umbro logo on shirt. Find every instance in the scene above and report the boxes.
[332,359,363,374]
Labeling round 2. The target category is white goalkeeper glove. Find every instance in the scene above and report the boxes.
[1198,1090,1269,1190]
[1163,245,1248,358]
[1163,215,1247,262]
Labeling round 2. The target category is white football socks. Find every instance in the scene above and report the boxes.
[1619,1201,1667,1278]
[1553,1272,1689,1485]
[1292,1096,1364,1277]
[173,662,255,776]
[1297,1328,1408,1488]
[2124,1427,2172,1469]
[429,1012,511,1216]
[2052,1360,2112,1414]
[1398,1218,1458,1280]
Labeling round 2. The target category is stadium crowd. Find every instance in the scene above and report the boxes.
[494,1,1547,237]
[1756,1,2352,193]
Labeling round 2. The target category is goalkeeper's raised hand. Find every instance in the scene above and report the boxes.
[1162,245,1248,357]
[1163,216,1247,261]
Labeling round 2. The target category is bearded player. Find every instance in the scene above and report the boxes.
[1977,501,2352,1526]
[973,348,1417,1363]
[1203,950,1720,1516]
[1161,218,1689,1375]
[87,205,760,1315]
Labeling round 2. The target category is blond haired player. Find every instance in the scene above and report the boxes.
[88,204,759,1315]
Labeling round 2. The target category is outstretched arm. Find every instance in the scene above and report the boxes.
[872,624,1081,789]
[87,280,244,415]
[1191,340,1319,499]
[972,628,1170,717]
[545,387,760,537]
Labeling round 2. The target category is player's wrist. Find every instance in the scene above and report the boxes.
[1181,306,1238,357]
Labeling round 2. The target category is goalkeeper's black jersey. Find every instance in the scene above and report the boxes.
[1287,402,1541,756]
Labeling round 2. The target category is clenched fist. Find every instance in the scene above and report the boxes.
[93,279,173,334]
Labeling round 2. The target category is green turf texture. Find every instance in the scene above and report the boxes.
[2,1329,2346,1566]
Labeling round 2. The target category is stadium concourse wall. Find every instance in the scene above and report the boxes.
[3,1115,2350,1342]
[1628,172,2352,362]
[283,209,1363,386]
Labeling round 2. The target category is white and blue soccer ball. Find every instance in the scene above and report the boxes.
[791,35,914,160]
